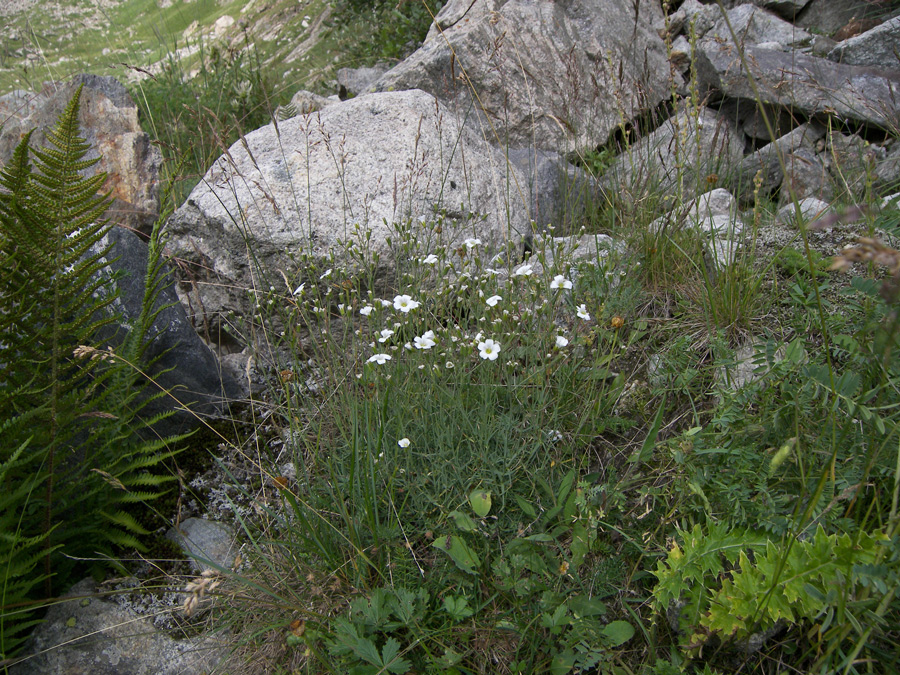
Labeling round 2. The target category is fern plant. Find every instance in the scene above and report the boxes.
[0,86,183,661]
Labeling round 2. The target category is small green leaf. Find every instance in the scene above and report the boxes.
[469,490,492,517]
[550,650,576,675]
[442,595,474,621]
[432,534,481,575]
[448,510,478,532]
[602,620,634,646]
[569,595,607,619]
[515,494,537,518]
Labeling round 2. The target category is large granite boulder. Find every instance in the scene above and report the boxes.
[827,15,900,68]
[373,0,674,152]
[696,41,900,131]
[0,75,162,234]
[165,89,531,348]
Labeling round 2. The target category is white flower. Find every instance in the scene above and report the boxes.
[484,268,501,276]
[398,438,410,448]
[514,264,534,276]
[292,283,305,296]
[478,339,501,361]
[393,294,421,312]
[319,268,332,280]
[550,275,572,290]
[379,299,393,308]
[414,330,436,350]
[360,305,374,316]
[367,353,392,365]
[485,295,502,307]
[422,254,438,264]
[463,237,482,249]
[576,304,591,320]
[445,361,454,369]
[555,335,569,348]
[378,328,395,343]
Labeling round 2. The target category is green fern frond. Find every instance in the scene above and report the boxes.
[0,85,189,658]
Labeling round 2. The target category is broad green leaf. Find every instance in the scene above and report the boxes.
[602,620,634,646]
[432,534,481,575]
[569,594,607,619]
[448,510,478,532]
[469,489,492,517]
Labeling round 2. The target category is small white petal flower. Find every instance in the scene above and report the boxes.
[360,305,374,316]
[576,304,591,320]
[398,438,410,448]
[514,264,534,276]
[379,299,393,308]
[414,330,437,350]
[319,268,332,280]
[555,335,569,348]
[393,294,421,313]
[550,275,573,290]
[367,353,392,364]
[378,328,395,343]
[463,237,482,249]
[445,361,455,369]
[485,295,502,307]
[422,254,439,264]
[478,339,501,361]
[292,283,305,296]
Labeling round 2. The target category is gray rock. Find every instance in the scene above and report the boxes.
[284,89,334,116]
[718,98,797,142]
[776,197,831,226]
[696,41,900,131]
[338,63,390,96]
[527,232,619,276]
[781,147,833,204]
[875,140,900,192]
[796,0,896,37]
[374,0,675,151]
[8,578,225,675]
[688,188,739,220]
[167,517,238,571]
[165,90,531,349]
[730,123,825,202]
[0,75,162,234]
[751,0,812,21]
[602,106,745,206]
[506,147,598,233]
[828,15,900,68]
[701,4,814,50]
[669,35,693,74]
[827,131,880,198]
[97,227,241,434]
